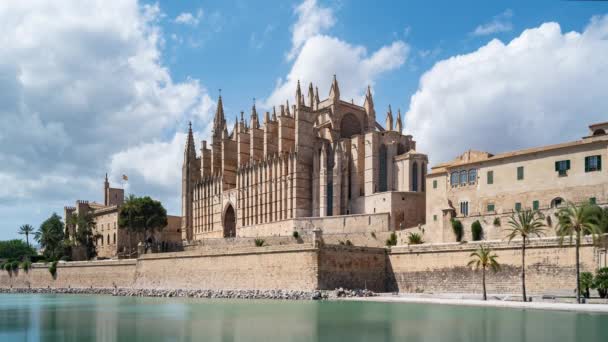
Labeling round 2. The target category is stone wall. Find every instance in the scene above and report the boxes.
[387,236,605,295]
[0,259,137,289]
[318,245,386,292]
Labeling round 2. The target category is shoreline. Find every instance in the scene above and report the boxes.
[0,287,373,300]
[337,295,608,313]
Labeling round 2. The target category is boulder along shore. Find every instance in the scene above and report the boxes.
[0,287,375,300]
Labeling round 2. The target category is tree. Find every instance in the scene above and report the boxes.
[594,267,608,299]
[68,212,100,260]
[0,239,36,259]
[556,202,600,304]
[18,224,35,248]
[451,219,464,242]
[118,195,167,255]
[467,245,500,300]
[35,213,66,260]
[505,209,546,302]
[471,220,483,241]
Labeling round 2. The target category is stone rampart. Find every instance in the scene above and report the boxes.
[388,236,604,295]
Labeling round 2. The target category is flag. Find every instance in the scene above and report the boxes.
[122,174,128,181]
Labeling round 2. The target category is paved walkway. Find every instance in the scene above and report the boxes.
[338,295,608,313]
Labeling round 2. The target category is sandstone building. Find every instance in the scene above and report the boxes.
[425,122,608,243]
[64,175,182,259]
[181,76,428,241]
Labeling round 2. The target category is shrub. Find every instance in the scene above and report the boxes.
[29,255,46,263]
[49,261,58,278]
[471,221,483,241]
[408,232,424,245]
[594,267,608,298]
[345,240,353,246]
[385,232,397,247]
[10,260,19,271]
[292,231,300,239]
[21,260,32,272]
[579,272,594,298]
[451,219,464,242]
[493,217,501,226]
[3,262,11,271]
[254,239,265,247]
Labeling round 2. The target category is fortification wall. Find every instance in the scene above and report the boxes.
[318,246,386,292]
[0,260,137,289]
[388,237,604,295]
[133,245,319,290]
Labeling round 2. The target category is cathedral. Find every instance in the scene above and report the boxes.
[181,76,428,241]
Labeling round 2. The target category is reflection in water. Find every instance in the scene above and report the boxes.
[0,294,607,342]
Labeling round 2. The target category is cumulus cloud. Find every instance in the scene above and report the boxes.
[174,8,203,26]
[472,9,513,36]
[405,15,608,165]
[0,0,212,237]
[286,0,335,61]
[267,0,408,108]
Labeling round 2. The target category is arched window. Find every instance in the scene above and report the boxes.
[450,172,459,186]
[468,169,477,184]
[551,197,564,208]
[412,162,418,192]
[378,144,388,192]
[100,236,103,246]
[593,129,606,136]
[113,233,116,244]
[459,170,467,186]
[107,234,110,245]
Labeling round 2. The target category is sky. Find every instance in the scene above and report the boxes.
[1,0,608,240]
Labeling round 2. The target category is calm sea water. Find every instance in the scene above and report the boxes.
[0,294,607,342]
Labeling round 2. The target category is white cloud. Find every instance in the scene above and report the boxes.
[473,9,513,36]
[405,15,608,165]
[287,0,335,61]
[0,0,213,237]
[174,8,203,26]
[266,35,408,108]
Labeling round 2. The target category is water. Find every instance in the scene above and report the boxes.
[0,294,607,342]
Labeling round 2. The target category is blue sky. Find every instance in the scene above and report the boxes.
[1,0,608,241]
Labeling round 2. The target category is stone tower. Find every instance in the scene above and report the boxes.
[181,122,200,241]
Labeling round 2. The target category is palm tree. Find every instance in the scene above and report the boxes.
[19,224,35,248]
[556,202,600,304]
[505,209,546,302]
[467,245,500,300]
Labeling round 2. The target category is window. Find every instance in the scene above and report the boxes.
[532,200,539,210]
[468,169,477,184]
[460,201,469,216]
[433,215,437,221]
[450,172,459,186]
[551,197,564,208]
[515,202,522,212]
[590,197,597,205]
[555,160,570,176]
[459,171,467,186]
[585,155,602,172]
[487,171,494,185]
[517,166,524,180]
[433,180,437,189]
[487,203,495,212]
[378,144,387,191]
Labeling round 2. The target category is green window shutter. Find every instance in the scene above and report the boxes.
[599,156,602,171]
[585,157,590,172]
[555,161,559,172]
[566,160,570,170]
[532,200,539,210]
[590,197,596,205]
[487,171,493,184]
[517,166,524,180]
[433,180,437,189]
[515,202,521,212]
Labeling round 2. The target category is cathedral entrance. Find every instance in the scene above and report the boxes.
[223,204,236,238]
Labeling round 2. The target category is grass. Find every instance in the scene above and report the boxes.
[254,238,265,247]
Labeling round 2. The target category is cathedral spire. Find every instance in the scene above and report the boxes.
[385,105,393,131]
[286,100,291,116]
[295,80,302,108]
[307,82,314,108]
[364,85,375,114]
[250,101,260,129]
[272,106,277,121]
[314,86,320,107]
[329,74,340,103]
[395,109,402,133]
[212,94,226,137]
